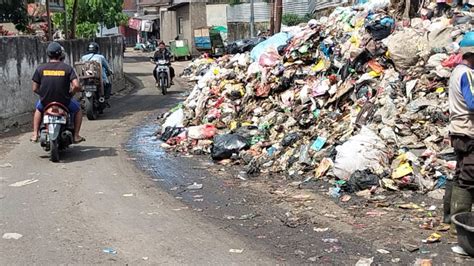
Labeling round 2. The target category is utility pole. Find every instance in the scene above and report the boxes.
[274,0,282,33]
[45,0,52,41]
[269,0,274,35]
[250,0,255,38]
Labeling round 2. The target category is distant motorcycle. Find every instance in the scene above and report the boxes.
[141,41,156,53]
[151,57,170,95]
[74,61,108,120]
[39,102,74,162]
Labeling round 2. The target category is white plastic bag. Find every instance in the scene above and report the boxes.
[161,108,184,133]
[333,127,389,180]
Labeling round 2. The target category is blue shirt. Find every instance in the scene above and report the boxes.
[80,53,111,83]
[460,71,474,111]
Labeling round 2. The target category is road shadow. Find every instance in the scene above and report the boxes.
[124,55,153,63]
[60,145,118,163]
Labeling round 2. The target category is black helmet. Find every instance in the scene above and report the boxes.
[46,42,63,58]
[87,42,99,53]
[59,45,66,61]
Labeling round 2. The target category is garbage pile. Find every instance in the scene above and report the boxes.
[160,1,474,195]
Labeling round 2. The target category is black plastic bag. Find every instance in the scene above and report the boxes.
[211,134,250,160]
[281,132,299,147]
[365,21,392,41]
[346,169,380,192]
[161,126,185,142]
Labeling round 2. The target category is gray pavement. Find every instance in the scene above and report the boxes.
[0,53,275,265]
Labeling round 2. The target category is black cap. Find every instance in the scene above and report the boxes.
[47,42,63,58]
[463,52,474,61]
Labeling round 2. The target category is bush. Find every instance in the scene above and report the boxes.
[282,13,313,26]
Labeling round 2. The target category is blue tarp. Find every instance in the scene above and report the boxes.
[250,32,292,62]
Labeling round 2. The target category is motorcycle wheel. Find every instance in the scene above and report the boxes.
[160,73,168,95]
[85,96,97,120]
[50,139,60,162]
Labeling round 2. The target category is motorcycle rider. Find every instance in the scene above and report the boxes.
[153,41,175,87]
[81,42,113,101]
[31,42,84,143]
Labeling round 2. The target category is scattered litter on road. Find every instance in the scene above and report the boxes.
[355,257,373,266]
[377,249,390,254]
[187,182,203,190]
[414,258,432,266]
[313,227,329,232]
[229,249,244,254]
[422,233,442,244]
[340,195,351,202]
[8,179,39,187]
[102,248,117,254]
[142,257,149,261]
[2,233,23,240]
[122,193,134,197]
[322,238,338,243]
[0,163,13,168]
[451,245,469,256]
[399,203,422,210]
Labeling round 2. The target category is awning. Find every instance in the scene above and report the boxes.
[168,3,189,11]
[135,14,160,21]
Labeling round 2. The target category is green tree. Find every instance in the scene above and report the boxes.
[53,0,128,39]
[0,1,29,32]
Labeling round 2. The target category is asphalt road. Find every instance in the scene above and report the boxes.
[0,53,276,264]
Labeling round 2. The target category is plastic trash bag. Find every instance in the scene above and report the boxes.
[346,169,380,192]
[161,108,184,133]
[460,32,474,47]
[281,132,299,147]
[365,17,393,41]
[161,127,185,142]
[188,124,217,140]
[251,32,291,62]
[211,134,250,160]
[360,0,390,11]
[259,47,281,67]
[384,28,428,70]
[334,127,389,180]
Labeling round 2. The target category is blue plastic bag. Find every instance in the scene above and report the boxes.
[460,32,474,47]
[250,32,291,62]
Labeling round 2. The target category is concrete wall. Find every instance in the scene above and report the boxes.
[160,10,177,45]
[227,21,269,41]
[176,4,190,45]
[206,4,227,27]
[0,35,124,129]
[189,2,207,55]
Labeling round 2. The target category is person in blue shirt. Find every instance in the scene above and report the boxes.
[445,52,474,228]
[80,42,113,100]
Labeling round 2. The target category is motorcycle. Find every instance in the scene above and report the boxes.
[141,41,156,53]
[152,58,171,95]
[39,102,74,162]
[74,61,107,120]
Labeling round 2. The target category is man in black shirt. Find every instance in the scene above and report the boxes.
[31,42,84,143]
[153,41,175,86]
